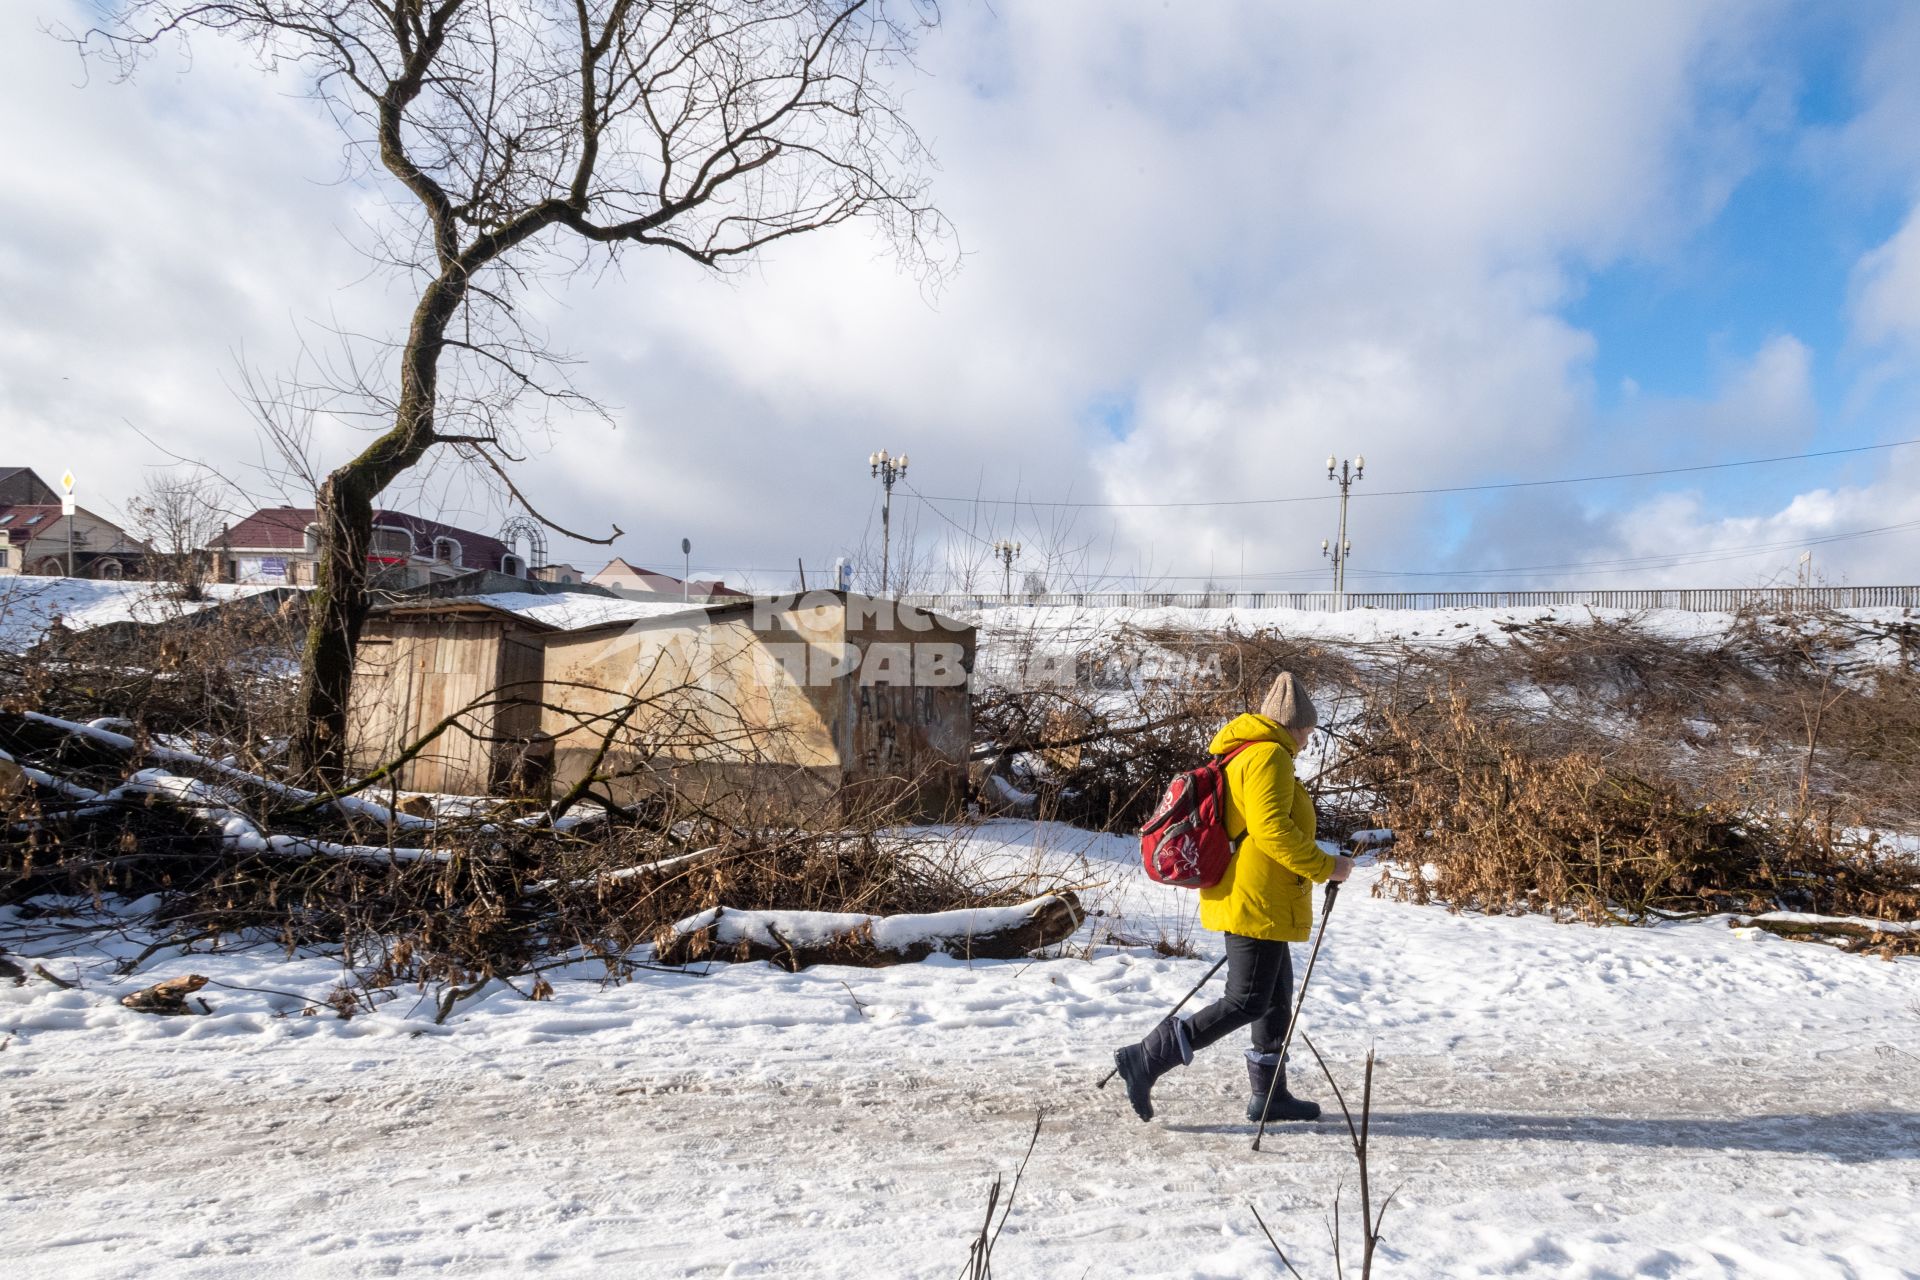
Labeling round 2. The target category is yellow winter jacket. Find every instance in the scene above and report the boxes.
[1198,713,1335,943]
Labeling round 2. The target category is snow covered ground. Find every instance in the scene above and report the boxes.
[959,600,1920,660]
[11,576,1912,660]
[4,822,1917,1279]
[0,578,284,653]
[968,600,1738,645]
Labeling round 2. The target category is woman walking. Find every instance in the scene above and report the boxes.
[1113,672,1353,1123]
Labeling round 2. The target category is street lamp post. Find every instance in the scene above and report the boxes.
[868,449,909,595]
[992,539,1021,597]
[681,536,691,603]
[1323,454,1365,605]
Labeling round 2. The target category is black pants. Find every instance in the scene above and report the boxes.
[1184,933,1294,1056]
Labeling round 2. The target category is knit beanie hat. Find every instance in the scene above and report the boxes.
[1258,671,1318,736]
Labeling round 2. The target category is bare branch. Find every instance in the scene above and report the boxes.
[457,438,619,545]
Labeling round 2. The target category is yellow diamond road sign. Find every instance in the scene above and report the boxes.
[61,470,75,494]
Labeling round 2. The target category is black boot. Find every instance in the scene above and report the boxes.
[1246,1050,1320,1123]
[1113,1016,1191,1122]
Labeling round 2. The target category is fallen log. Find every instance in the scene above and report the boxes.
[656,891,1085,970]
[120,974,210,1015]
[1732,912,1918,945]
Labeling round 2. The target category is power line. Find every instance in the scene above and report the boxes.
[681,513,1920,585]
[658,444,1920,588]
[1282,511,1918,583]
[1351,516,1920,580]
[905,436,1920,511]
[900,479,996,547]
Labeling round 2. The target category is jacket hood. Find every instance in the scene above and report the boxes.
[1209,713,1297,756]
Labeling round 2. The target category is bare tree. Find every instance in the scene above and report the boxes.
[125,467,229,600]
[75,0,951,781]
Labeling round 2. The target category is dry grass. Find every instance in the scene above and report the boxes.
[9,597,1918,985]
[1325,612,1920,938]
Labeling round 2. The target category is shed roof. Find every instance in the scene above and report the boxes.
[372,590,973,638]
[377,591,710,633]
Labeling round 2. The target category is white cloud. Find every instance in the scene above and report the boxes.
[1715,334,1817,436]
[1610,334,1816,453]
[1811,2,1920,196]
[0,7,407,520]
[1601,449,1920,587]
[1852,207,1920,351]
[2,0,1914,591]
[530,0,1792,583]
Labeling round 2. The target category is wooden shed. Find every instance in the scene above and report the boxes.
[345,591,975,816]
[540,592,975,818]
[346,601,551,795]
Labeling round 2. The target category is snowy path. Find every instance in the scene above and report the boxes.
[4,826,1919,1278]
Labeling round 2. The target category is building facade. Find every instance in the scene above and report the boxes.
[0,468,147,578]
[212,507,524,587]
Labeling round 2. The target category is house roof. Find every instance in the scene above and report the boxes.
[0,468,60,505]
[590,556,748,599]
[218,506,514,567]
[0,503,144,554]
[1,504,66,544]
[379,568,617,604]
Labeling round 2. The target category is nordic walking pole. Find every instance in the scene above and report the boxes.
[1251,878,1341,1151]
[1096,953,1229,1090]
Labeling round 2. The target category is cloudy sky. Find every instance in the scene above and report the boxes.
[4,0,1920,593]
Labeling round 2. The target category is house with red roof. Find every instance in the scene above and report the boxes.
[209,506,525,587]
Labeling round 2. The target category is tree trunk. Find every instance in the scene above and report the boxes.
[293,271,469,781]
[1732,913,1916,942]
[654,893,1086,970]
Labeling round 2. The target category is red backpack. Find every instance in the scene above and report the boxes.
[1139,744,1253,888]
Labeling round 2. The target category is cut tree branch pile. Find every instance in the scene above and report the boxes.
[4,707,1075,987]
[0,710,451,866]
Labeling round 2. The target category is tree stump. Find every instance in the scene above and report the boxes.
[120,974,211,1015]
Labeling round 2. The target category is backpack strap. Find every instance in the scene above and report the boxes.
[1213,743,1257,852]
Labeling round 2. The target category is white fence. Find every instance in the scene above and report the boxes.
[899,586,1920,613]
